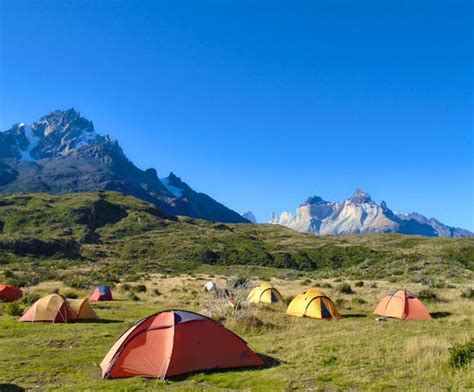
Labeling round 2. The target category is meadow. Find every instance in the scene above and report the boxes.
[0,274,472,391]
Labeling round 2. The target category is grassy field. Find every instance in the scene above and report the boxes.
[0,274,473,391]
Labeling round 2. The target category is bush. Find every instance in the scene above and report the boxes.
[127,293,140,301]
[153,288,161,296]
[449,339,474,368]
[4,302,23,316]
[283,296,293,305]
[320,282,332,288]
[226,275,250,289]
[301,278,312,285]
[132,284,147,293]
[354,281,364,287]
[64,277,91,289]
[370,282,377,288]
[417,288,439,302]
[20,292,41,305]
[121,283,132,291]
[336,283,354,294]
[62,290,78,299]
[351,297,367,305]
[460,288,474,300]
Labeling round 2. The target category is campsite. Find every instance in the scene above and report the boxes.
[0,272,473,390]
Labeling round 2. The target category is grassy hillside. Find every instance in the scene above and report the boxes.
[0,192,473,288]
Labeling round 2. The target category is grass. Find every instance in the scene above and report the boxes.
[0,275,473,391]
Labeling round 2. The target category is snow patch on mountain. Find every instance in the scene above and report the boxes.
[161,177,184,198]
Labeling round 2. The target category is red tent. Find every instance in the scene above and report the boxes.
[0,284,23,302]
[100,310,264,379]
[373,290,431,320]
[89,285,113,301]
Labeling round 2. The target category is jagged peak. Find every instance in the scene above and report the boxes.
[349,188,373,204]
[303,195,328,205]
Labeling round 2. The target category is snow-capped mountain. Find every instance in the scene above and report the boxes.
[242,211,257,223]
[0,109,248,223]
[270,189,472,237]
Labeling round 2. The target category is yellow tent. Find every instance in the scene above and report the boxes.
[19,294,75,323]
[286,288,342,320]
[247,283,282,304]
[67,298,98,320]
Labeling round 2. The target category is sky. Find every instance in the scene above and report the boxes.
[0,0,473,230]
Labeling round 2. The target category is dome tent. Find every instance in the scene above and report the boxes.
[0,284,23,302]
[286,288,342,320]
[247,283,282,304]
[90,285,113,301]
[100,310,264,379]
[19,294,75,323]
[373,290,431,320]
[67,298,98,320]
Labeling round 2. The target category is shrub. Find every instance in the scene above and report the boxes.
[283,296,293,305]
[370,282,377,288]
[4,302,23,316]
[20,292,41,305]
[132,284,147,293]
[336,283,353,294]
[64,277,91,289]
[121,283,132,291]
[226,275,249,289]
[449,339,474,368]
[153,288,161,296]
[62,290,78,299]
[460,288,474,300]
[301,278,312,285]
[354,281,364,287]
[417,288,439,302]
[320,282,332,288]
[351,297,367,305]
[127,293,140,301]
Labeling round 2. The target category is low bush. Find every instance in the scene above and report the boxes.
[301,278,312,285]
[4,302,23,316]
[354,281,364,287]
[449,339,474,368]
[460,288,474,300]
[132,284,147,293]
[62,290,78,299]
[64,277,91,289]
[153,288,161,296]
[20,292,41,305]
[351,297,367,305]
[417,288,439,302]
[336,283,354,294]
[320,282,332,288]
[127,293,140,301]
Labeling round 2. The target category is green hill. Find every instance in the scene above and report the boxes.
[0,192,472,286]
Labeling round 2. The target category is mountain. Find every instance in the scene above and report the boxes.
[0,109,248,223]
[270,188,472,237]
[242,211,257,223]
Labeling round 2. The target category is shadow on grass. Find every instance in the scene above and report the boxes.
[77,319,123,324]
[341,314,367,318]
[0,384,25,392]
[170,353,281,381]
[430,311,452,319]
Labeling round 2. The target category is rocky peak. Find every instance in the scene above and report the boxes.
[242,211,256,223]
[304,195,329,205]
[349,188,373,204]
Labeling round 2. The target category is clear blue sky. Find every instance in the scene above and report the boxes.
[0,0,472,230]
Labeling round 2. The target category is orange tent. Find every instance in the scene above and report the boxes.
[19,294,75,323]
[373,290,431,320]
[0,284,23,302]
[100,310,264,379]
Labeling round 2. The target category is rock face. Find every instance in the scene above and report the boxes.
[242,211,257,223]
[0,109,248,223]
[270,189,472,237]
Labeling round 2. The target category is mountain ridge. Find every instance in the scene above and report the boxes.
[0,108,249,223]
[271,189,472,237]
